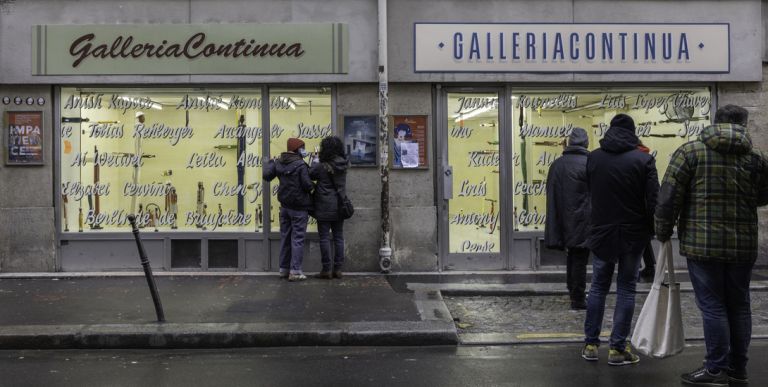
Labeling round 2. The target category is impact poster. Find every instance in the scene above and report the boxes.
[391,115,428,169]
[6,111,43,165]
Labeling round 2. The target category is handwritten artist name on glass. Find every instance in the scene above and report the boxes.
[343,115,377,166]
[59,87,268,233]
[268,88,332,233]
[6,111,44,165]
[392,115,428,169]
[512,87,712,232]
[447,93,501,254]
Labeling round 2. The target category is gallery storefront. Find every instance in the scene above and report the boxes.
[0,0,765,273]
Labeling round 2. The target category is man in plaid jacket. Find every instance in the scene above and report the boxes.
[655,105,768,386]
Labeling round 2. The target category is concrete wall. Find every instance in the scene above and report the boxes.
[718,63,768,265]
[0,85,56,272]
[336,83,439,272]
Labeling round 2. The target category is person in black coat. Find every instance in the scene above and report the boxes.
[581,114,659,365]
[545,127,591,310]
[309,136,349,279]
[263,137,313,282]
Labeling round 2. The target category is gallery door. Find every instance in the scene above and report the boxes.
[438,87,510,270]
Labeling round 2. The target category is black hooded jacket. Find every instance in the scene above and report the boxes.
[309,156,349,222]
[263,152,314,211]
[587,127,659,260]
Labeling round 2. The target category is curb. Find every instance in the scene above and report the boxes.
[0,321,459,349]
[409,282,768,296]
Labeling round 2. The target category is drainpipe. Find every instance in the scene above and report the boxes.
[378,0,392,273]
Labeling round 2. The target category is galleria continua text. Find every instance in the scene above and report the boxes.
[68,32,306,67]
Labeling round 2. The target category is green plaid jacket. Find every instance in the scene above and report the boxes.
[655,124,768,263]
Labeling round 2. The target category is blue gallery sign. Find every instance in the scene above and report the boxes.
[414,23,730,73]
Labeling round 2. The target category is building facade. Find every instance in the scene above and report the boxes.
[1,0,766,273]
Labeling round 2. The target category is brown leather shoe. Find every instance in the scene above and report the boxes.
[332,270,343,279]
[314,271,332,279]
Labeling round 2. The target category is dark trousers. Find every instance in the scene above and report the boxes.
[584,252,642,350]
[566,247,589,301]
[641,242,656,272]
[687,259,754,373]
[318,220,344,272]
[278,207,308,275]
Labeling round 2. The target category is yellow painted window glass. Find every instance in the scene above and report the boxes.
[268,88,333,233]
[447,92,501,253]
[511,87,712,231]
[59,87,263,232]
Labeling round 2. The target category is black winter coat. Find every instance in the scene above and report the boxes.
[544,146,591,250]
[263,152,313,212]
[587,127,659,261]
[309,156,349,222]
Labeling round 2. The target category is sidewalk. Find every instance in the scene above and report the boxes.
[1,270,766,349]
[0,275,457,349]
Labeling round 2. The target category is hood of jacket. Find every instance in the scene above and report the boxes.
[563,145,589,156]
[699,123,752,155]
[326,155,349,173]
[568,127,589,148]
[599,126,639,154]
[276,152,306,173]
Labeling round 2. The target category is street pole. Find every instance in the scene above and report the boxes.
[127,214,166,322]
[378,0,392,273]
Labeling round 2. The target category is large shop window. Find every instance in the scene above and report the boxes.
[511,87,712,231]
[59,87,330,234]
[268,88,332,233]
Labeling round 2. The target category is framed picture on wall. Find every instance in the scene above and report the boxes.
[342,115,378,167]
[4,111,44,165]
[390,115,428,169]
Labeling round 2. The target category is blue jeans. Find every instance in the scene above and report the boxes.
[318,220,344,272]
[687,259,754,373]
[278,207,308,275]
[584,253,642,350]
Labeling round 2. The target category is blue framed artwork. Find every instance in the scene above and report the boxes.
[343,115,378,167]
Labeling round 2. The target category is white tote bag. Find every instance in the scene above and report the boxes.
[631,240,685,358]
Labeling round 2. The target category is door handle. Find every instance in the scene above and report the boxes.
[443,165,453,199]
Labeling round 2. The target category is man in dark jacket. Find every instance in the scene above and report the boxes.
[656,105,768,386]
[581,114,659,366]
[545,127,591,310]
[263,137,314,282]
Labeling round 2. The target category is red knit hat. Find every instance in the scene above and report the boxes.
[287,138,305,153]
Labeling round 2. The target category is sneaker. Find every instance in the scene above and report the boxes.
[726,368,748,384]
[288,274,307,282]
[314,272,332,279]
[332,270,343,279]
[581,344,598,361]
[608,345,640,366]
[680,367,728,386]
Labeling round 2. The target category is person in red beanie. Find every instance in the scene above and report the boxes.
[264,137,313,281]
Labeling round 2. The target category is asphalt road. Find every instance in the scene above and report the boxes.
[1,341,766,387]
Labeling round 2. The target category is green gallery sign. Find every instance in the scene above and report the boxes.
[32,23,348,75]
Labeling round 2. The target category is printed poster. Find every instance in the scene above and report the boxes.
[391,115,428,168]
[5,111,43,165]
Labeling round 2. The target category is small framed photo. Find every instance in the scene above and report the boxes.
[4,111,44,165]
[342,115,378,167]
